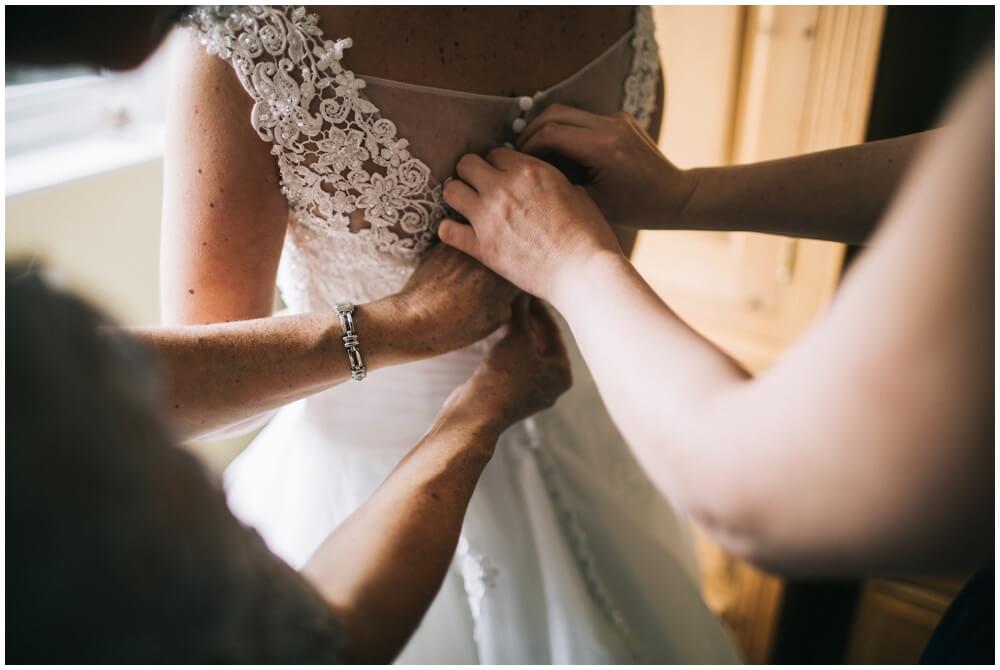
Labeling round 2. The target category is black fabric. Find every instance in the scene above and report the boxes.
[921,563,994,664]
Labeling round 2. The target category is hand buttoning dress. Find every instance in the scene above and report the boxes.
[184,6,741,663]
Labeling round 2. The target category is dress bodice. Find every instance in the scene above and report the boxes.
[182,12,747,663]
[186,5,661,310]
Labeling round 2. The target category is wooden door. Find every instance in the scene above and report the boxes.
[640,6,885,661]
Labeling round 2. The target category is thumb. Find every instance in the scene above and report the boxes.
[509,293,531,332]
[519,123,604,172]
[438,219,482,261]
[500,293,531,343]
[528,298,566,357]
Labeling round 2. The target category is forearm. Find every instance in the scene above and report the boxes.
[672,132,932,245]
[553,253,753,528]
[129,296,438,440]
[300,410,500,663]
[555,127,991,575]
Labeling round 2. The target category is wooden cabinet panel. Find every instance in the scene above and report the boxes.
[694,530,785,663]
[846,579,960,664]
[638,5,885,374]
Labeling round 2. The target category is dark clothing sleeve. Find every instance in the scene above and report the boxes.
[7,268,344,663]
[921,563,995,665]
[8,421,345,663]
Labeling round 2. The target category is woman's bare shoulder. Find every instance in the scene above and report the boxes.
[167,28,254,124]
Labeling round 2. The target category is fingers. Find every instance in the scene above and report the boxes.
[527,298,567,358]
[484,146,525,170]
[438,219,481,261]
[527,297,572,395]
[455,153,500,191]
[519,122,605,168]
[442,179,480,218]
[517,103,604,148]
[486,146,566,178]
[493,276,522,308]
[510,293,532,328]
[494,292,530,346]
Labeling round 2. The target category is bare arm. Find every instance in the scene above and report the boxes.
[13,278,564,663]
[154,35,515,440]
[680,133,929,245]
[131,299,419,439]
[302,408,496,662]
[442,60,993,577]
[518,105,932,245]
[300,296,570,662]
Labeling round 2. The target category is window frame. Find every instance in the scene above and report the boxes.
[5,39,172,196]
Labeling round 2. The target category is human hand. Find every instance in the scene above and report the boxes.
[441,295,572,432]
[439,148,622,307]
[393,242,520,356]
[517,105,697,230]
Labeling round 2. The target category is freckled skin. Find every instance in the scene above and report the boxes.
[145,244,518,439]
[309,6,644,257]
[312,6,634,97]
[158,8,633,439]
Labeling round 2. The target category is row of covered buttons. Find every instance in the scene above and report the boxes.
[505,94,541,147]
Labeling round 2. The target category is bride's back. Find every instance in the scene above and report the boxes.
[159,13,740,662]
[163,6,659,322]
[310,6,635,97]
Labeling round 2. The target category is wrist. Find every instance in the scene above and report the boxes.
[549,247,630,314]
[439,365,521,432]
[428,401,504,456]
[374,294,442,363]
[671,166,717,229]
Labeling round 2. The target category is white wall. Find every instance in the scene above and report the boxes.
[6,159,164,326]
[6,158,255,469]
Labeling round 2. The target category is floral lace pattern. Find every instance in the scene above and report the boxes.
[455,534,500,648]
[624,7,660,131]
[185,5,659,276]
[186,5,442,259]
[186,6,663,657]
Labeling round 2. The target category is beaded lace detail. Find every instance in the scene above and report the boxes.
[185,5,659,307]
[525,418,641,661]
[623,6,660,132]
[188,2,660,649]
[186,5,442,263]
[455,535,500,649]
[186,8,660,654]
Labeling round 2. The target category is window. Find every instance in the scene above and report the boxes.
[5,33,175,195]
[5,64,98,87]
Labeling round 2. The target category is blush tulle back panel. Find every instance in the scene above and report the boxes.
[185,5,660,305]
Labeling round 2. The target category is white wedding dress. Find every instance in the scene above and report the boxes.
[185,6,740,663]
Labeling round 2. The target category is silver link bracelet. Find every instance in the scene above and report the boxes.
[335,302,367,381]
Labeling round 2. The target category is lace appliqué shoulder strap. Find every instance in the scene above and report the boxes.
[185,6,440,257]
[623,6,660,132]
